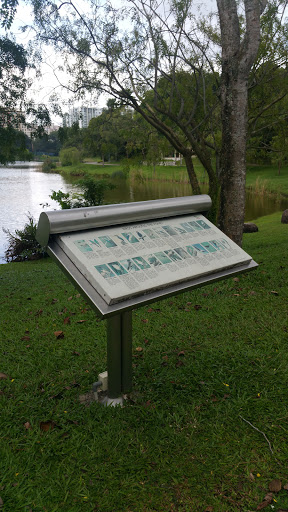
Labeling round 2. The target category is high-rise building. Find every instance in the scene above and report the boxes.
[63,106,103,128]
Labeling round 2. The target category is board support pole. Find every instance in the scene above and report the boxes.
[121,310,133,394]
[106,311,132,405]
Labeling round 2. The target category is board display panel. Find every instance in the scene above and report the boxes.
[56,213,252,306]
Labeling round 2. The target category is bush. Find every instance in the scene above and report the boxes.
[50,177,116,209]
[3,215,47,262]
[42,157,57,172]
[59,147,82,166]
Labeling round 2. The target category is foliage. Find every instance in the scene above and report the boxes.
[59,147,82,167]
[41,156,57,172]
[57,123,87,154]
[0,0,50,163]
[0,212,288,510]
[0,125,33,164]
[50,177,115,209]
[3,215,46,262]
[33,131,61,156]
[30,0,288,244]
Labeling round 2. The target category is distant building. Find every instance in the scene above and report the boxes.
[46,124,60,134]
[63,106,103,128]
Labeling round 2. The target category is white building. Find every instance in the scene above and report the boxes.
[63,106,103,128]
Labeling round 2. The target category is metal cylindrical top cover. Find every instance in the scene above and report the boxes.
[36,195,212,247]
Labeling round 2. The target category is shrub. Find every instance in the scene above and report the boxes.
[4,215,47,262]
[50,178,116,209]
[42,157,56,172]
[59,147,81,166]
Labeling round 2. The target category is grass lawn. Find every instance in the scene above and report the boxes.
[0,212,288,511]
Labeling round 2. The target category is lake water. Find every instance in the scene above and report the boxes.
[1,163,288,262]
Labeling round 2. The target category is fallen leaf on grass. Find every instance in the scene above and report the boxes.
[72,351,80,356]
[270,290,279,296]
[284,483,288,490]
[256,502,270,510]
[269,479,282,492]
[68,296,73,301]
[256,498,273,510]
[54,331,64,339]
[135,347,143,352]
[141,318,148,323]
[77,320,86,324]
[63,317,70,325]
[21,336,30,341]
[194,304,202,310]
[40,420,56,431]
[264,493,273,502]
[0,373,8,380]
[178,351,185,357]
[24,422,32,430]
[145,400,155,408]
[205,507,213,512]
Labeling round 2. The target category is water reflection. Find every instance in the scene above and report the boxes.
[1,164,287,262]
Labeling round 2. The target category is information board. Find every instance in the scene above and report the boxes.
[55,213,252,306]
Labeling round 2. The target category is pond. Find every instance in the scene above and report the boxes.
[1,163,287,262]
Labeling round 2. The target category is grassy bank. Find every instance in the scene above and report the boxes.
[246,164,288,196]
[0,212,288,511]
[58,159,208,185]
[58,159,288,198]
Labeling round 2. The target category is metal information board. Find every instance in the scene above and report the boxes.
[36,196,257,404]
[55,213,252,306]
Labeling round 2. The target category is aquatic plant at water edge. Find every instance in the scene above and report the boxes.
[50,177,115,209]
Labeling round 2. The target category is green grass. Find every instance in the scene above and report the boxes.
[246,164,288,196]
[59,159,288,199]
[1,213,288,511]
[58,159,209,186]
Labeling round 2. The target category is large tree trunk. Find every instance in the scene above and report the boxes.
[218,77,248,246]
[217,0,268,246]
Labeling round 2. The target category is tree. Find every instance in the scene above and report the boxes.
[32,130,61,155]
[0,0,50,163]
[31,0,287,244]
[216,0,269,243]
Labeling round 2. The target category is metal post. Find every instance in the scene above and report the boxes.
[107,314,122,399]
[106,311,133,403]
[121,310,133,394]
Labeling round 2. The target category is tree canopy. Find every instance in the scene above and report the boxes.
[8,0,288,243]
[0,0,50,163]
